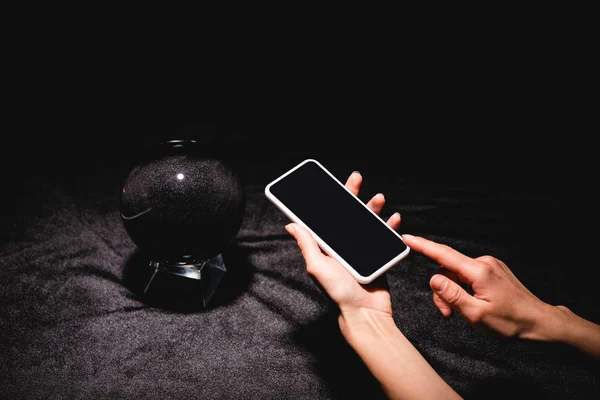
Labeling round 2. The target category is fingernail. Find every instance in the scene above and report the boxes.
[353,171,361,177]
[402,234,414,239]
[285,224,295,234]
[430,275,447,292]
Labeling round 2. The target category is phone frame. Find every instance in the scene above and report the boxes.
[264,158,410,284]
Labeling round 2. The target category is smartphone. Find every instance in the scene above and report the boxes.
[264,159,410,284]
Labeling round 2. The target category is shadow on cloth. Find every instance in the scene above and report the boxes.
[291,308,389,399]
[465,377,554,400]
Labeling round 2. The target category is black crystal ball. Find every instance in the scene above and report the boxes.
[120,140,245,262]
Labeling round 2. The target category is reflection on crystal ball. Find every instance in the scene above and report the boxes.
[120,140,245,261]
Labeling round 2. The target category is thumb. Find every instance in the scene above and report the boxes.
[430,274,481,321]
[285,223,322,262]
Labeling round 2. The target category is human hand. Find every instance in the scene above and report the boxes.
[401,235,560,340]
[286,177,463,399]
[284,171,402,332]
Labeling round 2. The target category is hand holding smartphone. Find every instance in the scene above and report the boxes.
[265,159,410,284]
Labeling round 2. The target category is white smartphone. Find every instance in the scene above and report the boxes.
[264,159,410,284]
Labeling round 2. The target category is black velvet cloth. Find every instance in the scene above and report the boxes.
[1,124,598,399]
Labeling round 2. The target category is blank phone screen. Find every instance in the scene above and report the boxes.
[268,160,408,278]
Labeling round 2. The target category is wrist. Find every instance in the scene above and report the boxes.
[525,303,573,342]
[338,307,398,344]
[337,306,462,399]
[521,303,600,359]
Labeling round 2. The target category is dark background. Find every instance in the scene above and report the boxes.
[1,123,597,399]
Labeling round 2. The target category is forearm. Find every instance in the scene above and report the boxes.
[339,308,461,400]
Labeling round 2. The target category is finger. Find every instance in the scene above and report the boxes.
[386,212,401,231]
[431,266,459,317]
[433,292,453,317]
[402,235,480,282]
[366,193,385,215]
[285,223,323,262]
[345,171,362,196]
[430,274,483,322]
[286,224,360,292]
